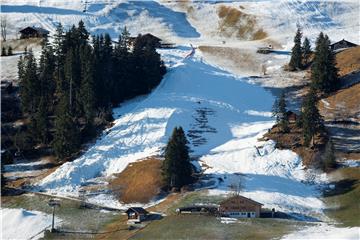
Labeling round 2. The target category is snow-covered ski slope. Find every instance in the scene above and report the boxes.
[1,0,359,46]
[2,0,359,228]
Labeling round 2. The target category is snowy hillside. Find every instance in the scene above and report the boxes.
[1,0,360,238]
[1,0,359,46]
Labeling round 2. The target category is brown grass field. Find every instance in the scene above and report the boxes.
[335,46,360,77]
[217,5,267,40]
[109,157,165,204]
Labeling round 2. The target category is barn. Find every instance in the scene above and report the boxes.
[219,195,263,218]
[330,39,358,51]
[126,207,149,223]
[19,26,49,39]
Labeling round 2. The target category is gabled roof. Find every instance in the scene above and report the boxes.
[142,33,161,41]
[126,207,148,214]
[330,39,357,47]
[220,195,263,206]
[19,26,49,34]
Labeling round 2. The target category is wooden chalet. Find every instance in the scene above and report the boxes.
[330,39,358,51]
[19,26,49,39]
[219,195,263,218]
[128,33,174,50]
[126,207,148,223]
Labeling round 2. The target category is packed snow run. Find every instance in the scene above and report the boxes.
[1,208,58,240]
[2,0,360,239]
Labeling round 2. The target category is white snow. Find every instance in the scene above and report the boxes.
[281,223,360,240]
[1,208,59,240]
[219,217,238,224]
[38,46,275,203]
[1,1,359,238]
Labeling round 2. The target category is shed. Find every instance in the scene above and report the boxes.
[330,39,357,51]
[219,195,263,218]
[19,26,49,39]
[126,207,149,223]
[176,205,218,215]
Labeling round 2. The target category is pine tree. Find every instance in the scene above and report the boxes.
[80,45,95,124]
[53,93,80,159]
[272,91,289,132]
[311,33,338,93]
[322,140,336,171]
[38,39,55,110]
[302,37,311,65]
[301,89,324,146]
[31,97,50,144]
[162,127,193,189]
[1,46,6,56]
[119,26,130,51]
[19,49,40,114]
[53,23,66,95]
[289,28,303,70]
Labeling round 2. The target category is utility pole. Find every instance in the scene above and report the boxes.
[48,199,61,232]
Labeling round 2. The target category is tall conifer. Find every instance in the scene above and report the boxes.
[162,127,193,189]
[289,28,303,70]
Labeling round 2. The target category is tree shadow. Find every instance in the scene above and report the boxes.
[323,179,358,197]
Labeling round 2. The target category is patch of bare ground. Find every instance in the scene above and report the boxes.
[319,83,360,122]
[0,38,43,52]
[263,123,327,167]
[3,156,60,190]
[318,83,360,155]
[109,157,165,204]
[336,46,360,77]
[217,5,267,40]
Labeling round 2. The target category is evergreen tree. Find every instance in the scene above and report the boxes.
[38,39,55,110]
[53,93,80,159]
[301,89,324,146]
[162,127,193,189]
[119,26,130,51]
[31,97,50,144]
[289,28,303,70]
[311,32,338,93]
[302,37,311,65]
[19,49,40,114]
[79,45,95,124]
[272,91,289,132]
[7,46,12,56]
[53,23,66,95]
[1,46,6,56]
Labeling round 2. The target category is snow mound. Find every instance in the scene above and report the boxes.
[281,223,360,240]
[1,208,58,240]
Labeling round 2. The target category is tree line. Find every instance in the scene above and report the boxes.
[289,28,338,94]
[274,28,340,170]
[18,21,166,159]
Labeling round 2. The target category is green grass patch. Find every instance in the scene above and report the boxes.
[323,167,360,227]
[1,193,121,233]
[167,191,226,214]
[131,215,306,240]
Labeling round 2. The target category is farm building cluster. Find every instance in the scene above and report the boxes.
[125,195,265,224]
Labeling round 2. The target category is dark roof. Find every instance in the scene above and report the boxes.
[330,39,357,47]
[142,33,161,41]
[19,26,49,34]
[126,207,148,214]
[220,195,263,206]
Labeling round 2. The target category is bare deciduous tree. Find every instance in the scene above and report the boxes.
[229,180,244,196]
[1,16,7,41]
[261,64,267,75]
